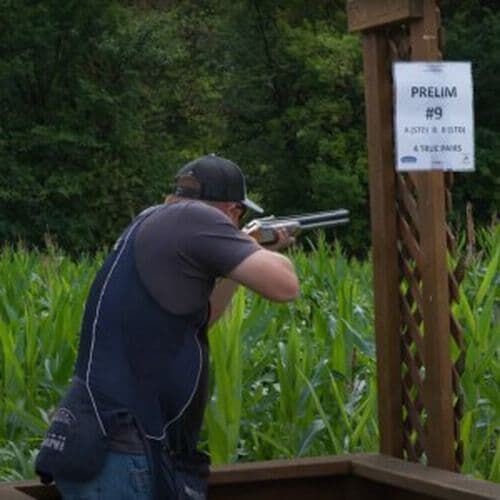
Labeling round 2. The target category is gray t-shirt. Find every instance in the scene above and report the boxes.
[133,200,260,316]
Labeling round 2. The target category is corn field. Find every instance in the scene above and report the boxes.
[0,228,498,483]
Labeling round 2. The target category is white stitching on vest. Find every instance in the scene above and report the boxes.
[145,328,203,441]
[85,205,203,443]
[86,218,143,437]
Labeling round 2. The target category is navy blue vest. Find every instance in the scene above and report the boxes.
[75,206,209,454]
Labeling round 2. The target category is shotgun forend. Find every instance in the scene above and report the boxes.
[244,209,350,245]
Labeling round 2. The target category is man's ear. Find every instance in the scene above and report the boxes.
[224,203,242,226]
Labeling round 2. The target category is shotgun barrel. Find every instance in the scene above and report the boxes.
[244,209,349,245]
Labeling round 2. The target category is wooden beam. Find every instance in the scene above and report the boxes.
[4,455,500,499]
[361,30,404,458]
[410,0,455,471]
[352,454,500,500]
[348,0,423,32]
[209,455,352,485]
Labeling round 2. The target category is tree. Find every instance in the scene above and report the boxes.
[0,1,225,251]
[1,0,497,253]
[212,1,368,252]
[441,0,500,225]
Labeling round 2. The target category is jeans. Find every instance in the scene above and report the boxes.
[56,451,208,500]
[56,451,152,499]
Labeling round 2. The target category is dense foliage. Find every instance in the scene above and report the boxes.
[0,227,498,481]
[441,0,500,223]
[0,1,498,253]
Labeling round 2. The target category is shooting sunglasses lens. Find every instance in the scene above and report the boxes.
[237,203,247,218]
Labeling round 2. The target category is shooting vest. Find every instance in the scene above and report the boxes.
[76,204,209,446]
[36,206,210,498]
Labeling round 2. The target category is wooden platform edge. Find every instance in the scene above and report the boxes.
[208,453,353,484]
[351,454,500,500]
[1,454,499,499]
[0,479,55,500]
[0,454,356,499]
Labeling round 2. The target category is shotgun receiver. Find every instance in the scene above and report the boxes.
[244,209,349,245]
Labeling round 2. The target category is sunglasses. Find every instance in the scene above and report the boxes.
[235,203,247,218]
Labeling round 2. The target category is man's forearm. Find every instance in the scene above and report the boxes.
[271,251,295,272]
[209,278,240,325]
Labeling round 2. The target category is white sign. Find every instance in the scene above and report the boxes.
[393,62,474,172]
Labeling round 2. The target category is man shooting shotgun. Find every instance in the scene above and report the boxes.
[35,154,299,500]
[244,209,350,245]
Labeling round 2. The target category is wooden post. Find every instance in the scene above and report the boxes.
[409,0,455,471]
[348,0,458,471]
[361,29,403,458]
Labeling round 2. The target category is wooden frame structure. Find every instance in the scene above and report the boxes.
[1,1,497,498]
[348,0,465,471]
[2,454,500,499]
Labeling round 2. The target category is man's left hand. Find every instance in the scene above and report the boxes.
[261,228,296,252]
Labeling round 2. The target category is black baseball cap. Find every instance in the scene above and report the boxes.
[174,154,264,214]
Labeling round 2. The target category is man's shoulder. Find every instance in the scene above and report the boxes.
[166,200,231,225]
[135,200,234,245]
[136,204,164,218]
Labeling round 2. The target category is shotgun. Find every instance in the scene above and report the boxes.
[244,209,349,245]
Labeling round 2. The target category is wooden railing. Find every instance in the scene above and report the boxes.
[1,454,499,499]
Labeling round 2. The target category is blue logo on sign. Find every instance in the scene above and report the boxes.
[401,156,417,163]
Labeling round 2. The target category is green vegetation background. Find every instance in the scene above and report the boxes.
[0,0,499,484]
[0,229,498,482]
[1,0,499,254]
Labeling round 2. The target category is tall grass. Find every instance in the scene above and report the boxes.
[205,239,379,463]
[0,228,498,482]
[205,229,499,480]
[0,244,100,479]
[455,226,500,481]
